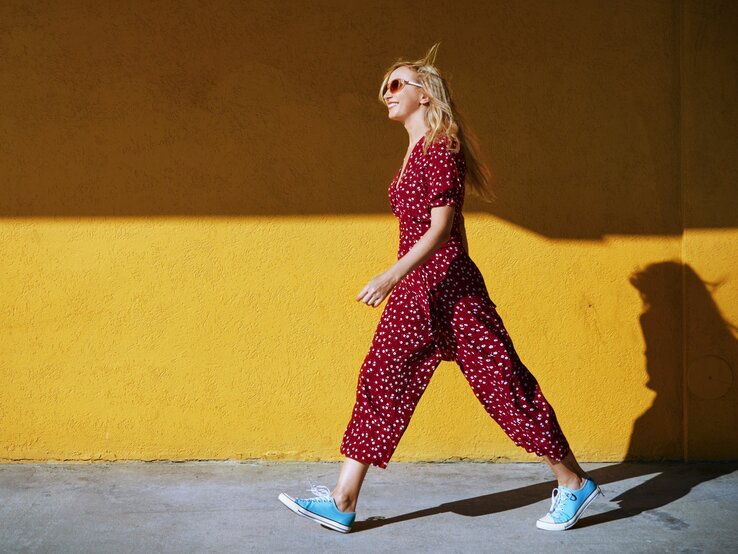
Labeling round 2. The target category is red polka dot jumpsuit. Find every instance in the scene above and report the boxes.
[339,133,571,469]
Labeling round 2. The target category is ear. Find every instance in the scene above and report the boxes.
[419,92,430,106]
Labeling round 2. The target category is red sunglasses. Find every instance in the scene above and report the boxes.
[384,77,423,95]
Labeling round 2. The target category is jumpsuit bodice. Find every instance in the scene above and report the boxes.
[386,133,496,360]
[389,134,466,260]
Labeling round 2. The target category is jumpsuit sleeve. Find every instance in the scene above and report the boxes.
[425,138,462,209]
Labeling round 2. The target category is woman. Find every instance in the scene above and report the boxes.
[278,43,603,533]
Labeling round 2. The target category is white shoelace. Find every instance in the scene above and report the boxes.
[305,479,333,501]
[548,487,576,517]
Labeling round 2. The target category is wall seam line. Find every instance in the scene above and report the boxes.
[677,0,689,463]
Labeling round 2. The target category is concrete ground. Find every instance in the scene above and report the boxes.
[1,460,736,553]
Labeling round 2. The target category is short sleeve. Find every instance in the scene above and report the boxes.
[425,139,462,209]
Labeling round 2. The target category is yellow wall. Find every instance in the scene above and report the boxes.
[1,1,736,463]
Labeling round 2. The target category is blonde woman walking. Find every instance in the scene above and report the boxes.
[278,43,603,533]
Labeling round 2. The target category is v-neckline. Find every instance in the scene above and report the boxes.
[395,134,426,185]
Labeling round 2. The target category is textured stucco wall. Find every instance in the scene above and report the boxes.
[1,0,736,463]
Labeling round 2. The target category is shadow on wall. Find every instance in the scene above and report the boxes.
[629,261,738,461]
[1,1,736,239]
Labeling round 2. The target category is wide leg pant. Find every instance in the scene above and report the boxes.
[339,277,571,469]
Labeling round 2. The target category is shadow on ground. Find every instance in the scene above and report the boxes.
[348,461,737,532]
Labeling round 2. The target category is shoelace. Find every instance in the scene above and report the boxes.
[548,487,576,518]
[305,479,333,502]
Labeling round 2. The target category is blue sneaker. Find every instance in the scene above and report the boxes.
[278,481,356,533]
[536,475,604,531]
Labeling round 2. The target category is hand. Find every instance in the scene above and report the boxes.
[356,270,400,308]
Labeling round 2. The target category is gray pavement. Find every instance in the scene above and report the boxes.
[1,460,736,553]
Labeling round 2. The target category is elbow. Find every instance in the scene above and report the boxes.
[428,215,453,245]
[435,226,453,245]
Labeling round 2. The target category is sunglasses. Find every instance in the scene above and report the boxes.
[384,77,423,95]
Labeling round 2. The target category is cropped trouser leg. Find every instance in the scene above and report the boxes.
[449,296,571,462]
[340,283,443,469]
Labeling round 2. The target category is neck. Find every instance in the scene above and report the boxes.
[403,111,430,148]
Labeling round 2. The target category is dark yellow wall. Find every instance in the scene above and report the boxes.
[1,0,736,462]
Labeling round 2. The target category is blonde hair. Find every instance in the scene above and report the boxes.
[378,42,496,203]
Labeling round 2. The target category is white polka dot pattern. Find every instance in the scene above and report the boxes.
[340,134,571,469]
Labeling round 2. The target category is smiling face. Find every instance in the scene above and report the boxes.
[383,66,429,123]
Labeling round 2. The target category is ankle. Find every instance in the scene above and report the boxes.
[559,474,587,490]
[331,490,357,513]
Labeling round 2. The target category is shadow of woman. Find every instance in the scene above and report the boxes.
[596,261,738,524]
[346,259,738,532]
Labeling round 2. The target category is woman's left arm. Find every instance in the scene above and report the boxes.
[388,205,454,282]
[357,139,461,308]
[356,206,454,307]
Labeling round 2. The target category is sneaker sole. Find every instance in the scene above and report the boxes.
[535,485,603,531]
[277,493,352,533]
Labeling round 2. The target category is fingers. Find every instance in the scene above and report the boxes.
[356,274,394,307]
[356,288,385,307]
[356,288,373,303]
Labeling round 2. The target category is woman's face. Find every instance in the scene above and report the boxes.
[383,67,427,123]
